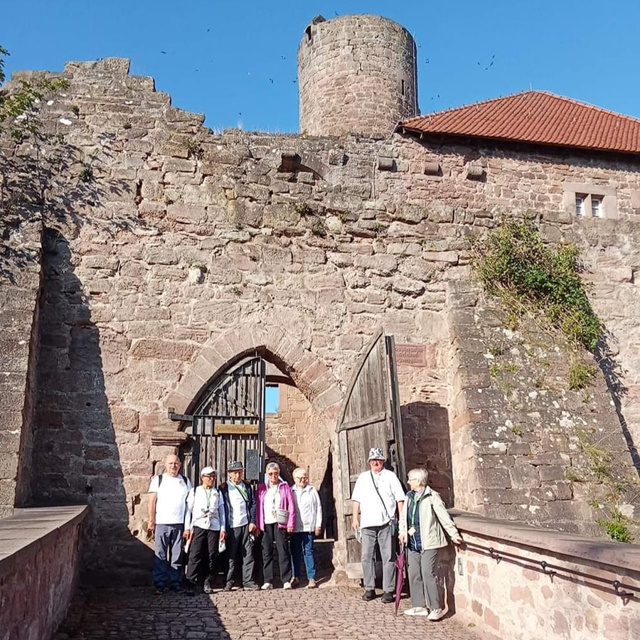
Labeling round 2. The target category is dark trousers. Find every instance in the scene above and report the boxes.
[186,527,221,586]
[262,523,292,584]
[226,524,256,586]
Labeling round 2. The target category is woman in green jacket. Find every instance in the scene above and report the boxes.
[399,468,463,620]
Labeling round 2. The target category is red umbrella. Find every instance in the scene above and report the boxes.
[394,543,406,615]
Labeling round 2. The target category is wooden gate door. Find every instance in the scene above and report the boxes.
[175,356,266,485]
[337,330,405,577]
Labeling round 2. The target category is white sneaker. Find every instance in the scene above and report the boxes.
[261,582,273,590]
[283,581,292,590]
[427,608,445,621]
[404,607,429,616]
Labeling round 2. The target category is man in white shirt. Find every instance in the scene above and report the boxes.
[184,466,226,594]
[148,454,192,594]
[219,460,259,591]
[351,447,405,603]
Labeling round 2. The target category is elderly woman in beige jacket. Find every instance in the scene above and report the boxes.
[399,468,462,620]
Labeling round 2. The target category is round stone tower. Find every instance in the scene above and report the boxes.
[298,14,418,137]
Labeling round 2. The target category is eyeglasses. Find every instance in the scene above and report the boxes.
[267,471,279,476]
[202,474,216,478]
[407,477,420,482]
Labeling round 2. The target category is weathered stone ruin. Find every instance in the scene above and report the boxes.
[1,17,639,628]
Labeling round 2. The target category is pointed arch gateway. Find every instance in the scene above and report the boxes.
[166,325,405,578]
[167,324,344,485]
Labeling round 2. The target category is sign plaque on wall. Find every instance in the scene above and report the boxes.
[395,343,428,367]
[213,423,260,435]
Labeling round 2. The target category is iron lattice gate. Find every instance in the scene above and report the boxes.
[179,356,266,485]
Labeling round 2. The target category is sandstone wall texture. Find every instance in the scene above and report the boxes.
[0,506,88,640]
[451,512,640,640]
[2,58,640,579]
[448,283,639,538]
[298,14,418,136]
[0,218,43,516]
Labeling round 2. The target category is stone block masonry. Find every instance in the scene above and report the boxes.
[2,56,640,583]
[298,14,418,136]
[0,506,88,640]
[452,511,640,640]
[0,218,43,515]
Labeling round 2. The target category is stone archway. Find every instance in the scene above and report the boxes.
[165,324,343,427]
[160,323,350,578]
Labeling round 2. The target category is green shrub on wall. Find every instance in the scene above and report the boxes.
[471,219,602,353]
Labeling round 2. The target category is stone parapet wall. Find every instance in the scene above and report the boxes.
[0,506,88,640]
[0,218,43,516]
[451,511,640,640]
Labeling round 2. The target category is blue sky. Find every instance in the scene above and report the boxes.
[3,1,640,133]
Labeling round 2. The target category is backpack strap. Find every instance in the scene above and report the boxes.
[157,473,189,487]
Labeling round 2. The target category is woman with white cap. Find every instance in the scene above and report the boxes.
[184,466,226,594]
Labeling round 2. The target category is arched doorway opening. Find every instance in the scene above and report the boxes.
[168,328,405,581]
[178,348,336,545]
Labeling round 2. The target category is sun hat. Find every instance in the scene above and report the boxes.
[368,447,385,461]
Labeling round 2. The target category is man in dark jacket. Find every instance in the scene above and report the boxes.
[219,460,260,590]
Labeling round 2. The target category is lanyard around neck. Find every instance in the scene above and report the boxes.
[409,491,425,528]
[230,480,248,503]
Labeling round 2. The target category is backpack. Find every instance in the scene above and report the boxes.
[157,473,188,487]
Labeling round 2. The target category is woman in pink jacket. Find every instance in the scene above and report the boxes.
[256,462,296,589]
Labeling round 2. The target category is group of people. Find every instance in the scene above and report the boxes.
[148,455,322,596]
[352,447,463,620]
[149,447,462,621]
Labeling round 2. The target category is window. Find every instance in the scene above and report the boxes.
[591,196,604,218]
[564,183,616,219]
[401,79,406,96]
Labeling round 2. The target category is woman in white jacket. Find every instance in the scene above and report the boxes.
[290,467,322,588]
[399,468,462,620]
[184,466,226,594]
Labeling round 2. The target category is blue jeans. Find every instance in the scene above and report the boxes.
[153,523,184,589]
[290,532,316,580]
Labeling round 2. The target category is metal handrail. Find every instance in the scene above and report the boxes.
[461,540,637,604]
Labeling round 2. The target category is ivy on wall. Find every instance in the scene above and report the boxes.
[471,218,601,353]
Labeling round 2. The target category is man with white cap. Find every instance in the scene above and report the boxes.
[184,466,226,594]
[351,447,405,603]
[147,453,192,594]
[219,460,259,591]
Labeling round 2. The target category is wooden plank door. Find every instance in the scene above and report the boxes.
[337,330,405,576]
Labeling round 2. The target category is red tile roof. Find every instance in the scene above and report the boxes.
[400,91,640,155]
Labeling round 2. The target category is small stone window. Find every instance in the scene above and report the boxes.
[564,183,616,219]
[401,79,406,96]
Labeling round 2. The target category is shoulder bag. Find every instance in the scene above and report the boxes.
[370,471,399,536]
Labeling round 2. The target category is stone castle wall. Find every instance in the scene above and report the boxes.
[0,218,43,516]
[2,58,640,578]
[298,15,418,136]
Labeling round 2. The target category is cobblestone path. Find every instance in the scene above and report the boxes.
[55,585,485,640]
